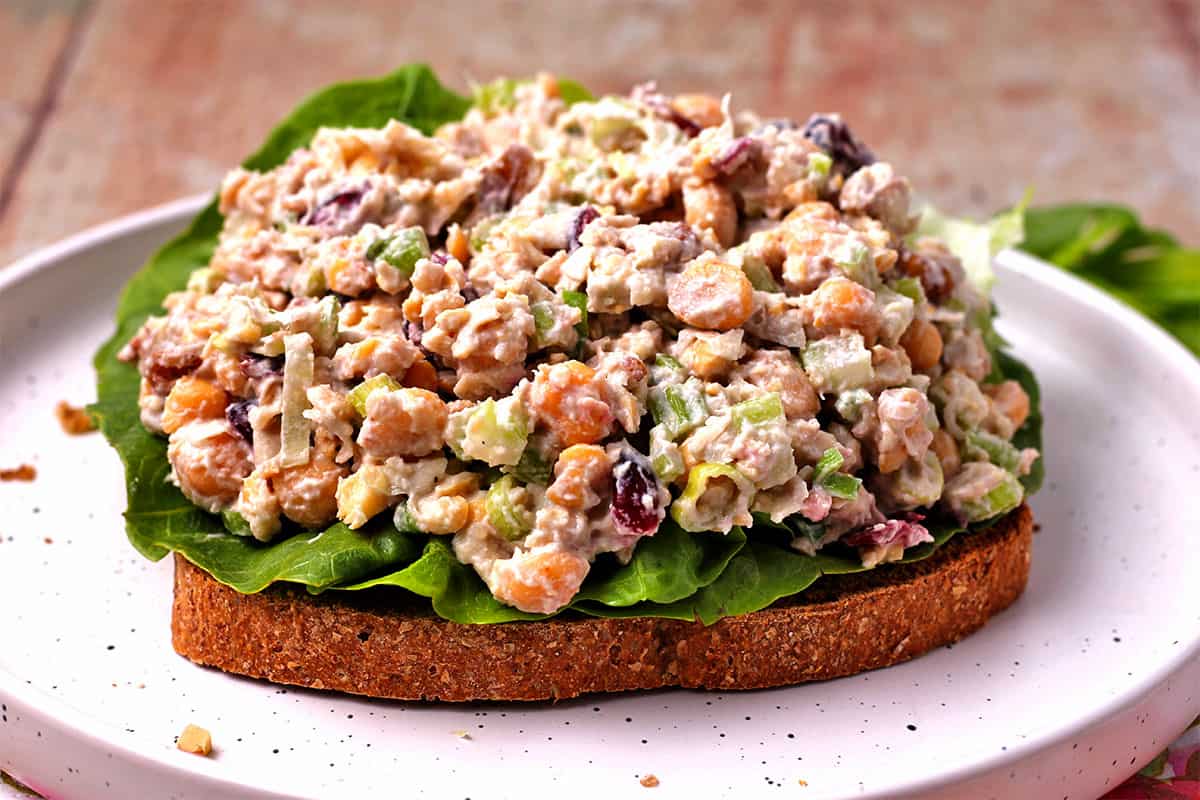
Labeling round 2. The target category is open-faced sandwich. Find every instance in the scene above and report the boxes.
[93,67,1042,701]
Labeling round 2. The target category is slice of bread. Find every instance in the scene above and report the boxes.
[171,504,1032,702]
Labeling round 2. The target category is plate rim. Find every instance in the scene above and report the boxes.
[2,197,1199,798]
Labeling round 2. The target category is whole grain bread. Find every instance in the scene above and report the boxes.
[172,504,1032,702]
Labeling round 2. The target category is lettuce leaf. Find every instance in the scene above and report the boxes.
[1019,204,1200,355]
[915,195,1027,291]
[92,65,1044,626]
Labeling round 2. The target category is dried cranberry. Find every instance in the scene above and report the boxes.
[568,206,599,252]
[226,399,257,443]
[711,136,764,177]
[240,353,284,380]
[429,251,449,266]
[630,82,701,138]
[302,185,366,228]
[801,114,875,175]
[476,144,535,215]
[610,449,662,535]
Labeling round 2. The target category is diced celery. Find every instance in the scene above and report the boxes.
[187,267,224,294]
[531,302,557,348]
[649,425,685,482]
[962,471,1024,522]
[296,264,327,297]
[812,447,844,485]
[892,276,926,305]
[370,227,430,279]
[834,388,873,423]
[393,501,422,534]
[348,374,402,417]
[808,152,832,178]
[221,510,253,538]
[648,378,709,440]
[472,77,521,115]
[311,295,340,355]
[965,429,1022,474]
[731,392,784,428]
[822,473,862,500]
[560,290,589,338]
[460,397,528,467]
[509,445,553,485]
[670,462,751,533]
[251,333,285,358]
[279,333,315,468]
[832,239,871,284]
[812,446,862,500]
[654,353,683,371]
[741,253,781,292]
[486,476,533,541]
[801,333,875,394]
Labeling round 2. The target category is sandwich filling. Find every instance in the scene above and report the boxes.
[118,75,1039,614]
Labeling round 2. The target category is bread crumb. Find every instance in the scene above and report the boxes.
[0,465,35,482]
[55,401,96,435]
[450,730,472,740]
[639,774,660,788]
[43,537,52,545]
[177,724,213,756]
[798,778,808,786]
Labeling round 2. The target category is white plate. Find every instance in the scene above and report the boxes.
[1,198,1198,800]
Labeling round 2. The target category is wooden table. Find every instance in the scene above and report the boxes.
[2,0,1197,268]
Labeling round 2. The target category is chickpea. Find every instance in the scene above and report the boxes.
[671,93,724,129]
[358,388,448,459]
[809,277,881,343]
[161,376,227,435]
[274,433,346,529]
[984,380,1031,430]
[682,178,738,247]
[930,429,961,479]
[168,426,252,509]
[490,549,590,614]
[529,362,613,446]
[900,318,944,372]
[546,445,610,509]
[667,257,754,331]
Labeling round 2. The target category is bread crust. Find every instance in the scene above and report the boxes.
[172,504,1033,701]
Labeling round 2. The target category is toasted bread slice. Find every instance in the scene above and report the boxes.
[171,504,1032,702]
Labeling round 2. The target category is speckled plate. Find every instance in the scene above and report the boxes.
[1,198,1199,800]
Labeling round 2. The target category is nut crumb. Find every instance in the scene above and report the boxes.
[0,465,35,482]
[640,774,660,788]
[55,401,96,435]
[43,537,52,545]
[177,724,213,756]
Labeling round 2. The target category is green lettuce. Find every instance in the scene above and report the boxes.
[91,65,1043,626]
[915,196,1027,291]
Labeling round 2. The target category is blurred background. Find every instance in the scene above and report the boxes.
[1,0,1198,268]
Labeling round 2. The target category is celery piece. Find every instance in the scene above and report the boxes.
[822,473,862,501]
[670,462,751,533]
[801,333,874,394]
[834,388,873,423]
[531,302,555,347]
[187,267,224,294]
[221,510,254,538]
[892,276,926,305]
[348,374,402,417]
[296,264,327,297]
[731,392,784,428]
[654,353,683,371]
[962,471,1024,522]
[560,290,589,338]
[648,378,709,440]
[393,501,423,534]
[965,429,1022,474]
[461,397,528,467]
[832,239,871,284]
[812,447,844,485]
[472,77,520,115]
[279,333,315,467]
[510,445,553,485]
[741,253,781,292]
[649,425,685,483]
[311,295,341,355]
[370,227,430,279]
[590,115,641,150]
[486,476,533,541]
[808,152,832,178]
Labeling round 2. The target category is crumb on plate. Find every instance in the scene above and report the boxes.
[177,723,213,756]
[0,465,36,482]
[55,401,96,435]
[640,774,660,788]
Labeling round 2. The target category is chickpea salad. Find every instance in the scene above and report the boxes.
[93,66,1042,623]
